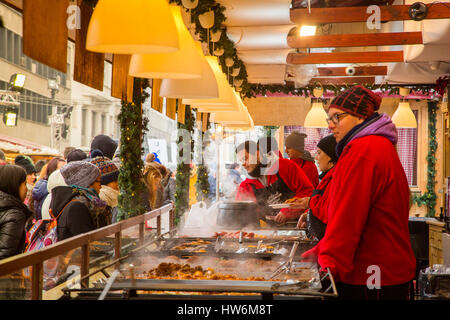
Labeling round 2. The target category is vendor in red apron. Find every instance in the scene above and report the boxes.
[235,140,314,223]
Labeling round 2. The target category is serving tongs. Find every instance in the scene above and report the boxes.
[269,241,299,279]
[235,231,249,254]
[214,236,224,253]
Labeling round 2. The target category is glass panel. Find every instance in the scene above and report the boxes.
[13,33,20,65]
[6,29,13,62]
[0,267,32,300]
[0,28,6,59]
[37,62,43,76]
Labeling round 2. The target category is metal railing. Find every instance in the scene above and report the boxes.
[0,203,175,300]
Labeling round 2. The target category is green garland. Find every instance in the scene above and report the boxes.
[169,0,249,93]
[174,104,195,225]
[195,113,211,203]
[411,101,438,217]
[116,79,150,221]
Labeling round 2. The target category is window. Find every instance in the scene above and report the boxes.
[6,29,13,61]
[13,33,20,65]
[397,110,418,186]
[0,27,6,58]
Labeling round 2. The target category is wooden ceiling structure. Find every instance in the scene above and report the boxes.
[220,0,450,88]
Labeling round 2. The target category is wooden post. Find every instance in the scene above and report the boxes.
[31,263,43,300]
[115,231,122,270]
[80,244,90,288]
[169,207,175,232]
[157,215,161,236]
[139,222,145,246]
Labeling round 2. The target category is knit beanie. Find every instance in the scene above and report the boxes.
[67,149,87,163]
[47,169,67,192]
[285,132,307,152]
[90,134,118,160]
[328,85,381,119]
[60,161,100,188]
[14,155,36,174]
[317,134,338,164]
[89,156,119,185]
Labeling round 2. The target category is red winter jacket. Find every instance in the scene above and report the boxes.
[309,166,335,224]
[290,158,319,188]
[236,158,314,218]
[318,135,416,286]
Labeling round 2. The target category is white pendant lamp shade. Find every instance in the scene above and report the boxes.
[210,96,253,125]
[159,42,219,99]
[129,6,202,79]
[194,89,241,112]
[86,0,179,54]
[182,56,236,107]
[391,101,417,128]
[304,101,328,128]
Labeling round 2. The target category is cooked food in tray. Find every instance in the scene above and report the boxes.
[170,239,212,253]
[143,262,268,281]
[213,231,266,239]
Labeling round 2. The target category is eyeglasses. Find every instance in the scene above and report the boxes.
[326,112,349,125]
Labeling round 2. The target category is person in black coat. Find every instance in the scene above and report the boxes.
[50,161,109,241]
[0,165,33,260]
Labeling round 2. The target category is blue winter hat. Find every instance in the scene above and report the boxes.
[152,152,161,164]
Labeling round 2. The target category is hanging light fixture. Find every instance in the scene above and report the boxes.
[210,102,248,124]
[86,0,179,54]
[182,56,237,108]
[159,42,219,99]
[213,48,224,56]
[391,88,417,128]
[128,6,203,79]
[199,10,215,54]
[304,86,328,128]
[210,29,222,53]
[194,88,241,112]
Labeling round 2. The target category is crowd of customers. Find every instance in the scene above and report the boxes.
[0,134,175,261]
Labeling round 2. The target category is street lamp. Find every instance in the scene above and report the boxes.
[3,106,19,126]
[48,78,59,99]
[9,73,26,91]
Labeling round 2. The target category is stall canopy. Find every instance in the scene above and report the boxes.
[0,133,60,162]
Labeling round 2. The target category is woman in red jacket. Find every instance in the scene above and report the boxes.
[285,132,319,188]
[296,134,338,240]
[316,85,416,300]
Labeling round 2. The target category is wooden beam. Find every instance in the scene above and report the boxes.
[287,32,423,48]
[287,51,404,64]
[292,0,395,8]
[0,0,23,11]
[290,3,450,24]
[318,66,387,76]
[309,77,376,86]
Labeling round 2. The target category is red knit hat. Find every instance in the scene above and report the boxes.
[328,85,381,119]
